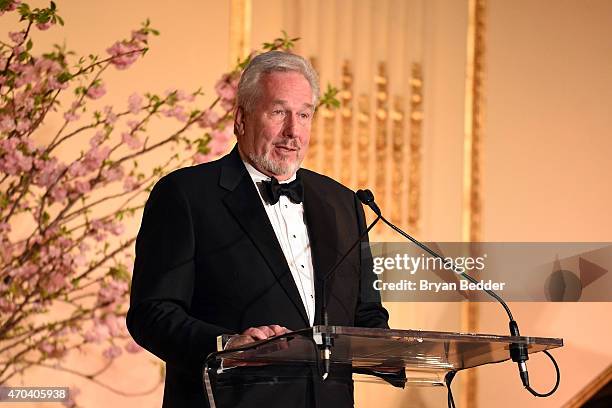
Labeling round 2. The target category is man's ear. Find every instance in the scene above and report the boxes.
[234,106,245,137]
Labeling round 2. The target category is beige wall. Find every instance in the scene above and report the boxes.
[6,0,612,407]
[477,0,612,407]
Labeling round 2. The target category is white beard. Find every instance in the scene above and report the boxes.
[248,148,301,177]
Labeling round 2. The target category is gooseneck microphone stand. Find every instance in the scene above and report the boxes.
[355,189,560,406]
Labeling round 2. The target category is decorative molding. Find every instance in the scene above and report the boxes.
[229,0,252,67]
[390,95,405,226]
[461,0,486,407]
[322,107,336,176]
[340,61,354,187]
[357,94,370,189]
[306,57,320,170]
[375,62,389,217]
[408,63,423,231]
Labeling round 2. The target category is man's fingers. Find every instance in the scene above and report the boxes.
[242,327,269,340]
[269,325,289,336]
[241,325,290,340]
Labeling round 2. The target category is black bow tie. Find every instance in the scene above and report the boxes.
[260,176,304,205]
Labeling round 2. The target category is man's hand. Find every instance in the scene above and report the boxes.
[222,325,290,368]
[226,325,289,350]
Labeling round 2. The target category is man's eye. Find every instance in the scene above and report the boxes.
[272,110,286,116]
[299,112,311,120]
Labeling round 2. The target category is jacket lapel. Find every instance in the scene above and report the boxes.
[301,171,339,325]
[220,147,310,326]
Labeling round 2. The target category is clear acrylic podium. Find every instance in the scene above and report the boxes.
[203,326,563,406]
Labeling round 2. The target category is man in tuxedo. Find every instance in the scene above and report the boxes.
[127,51,390,408]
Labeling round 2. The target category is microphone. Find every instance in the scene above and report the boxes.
[317,196,381,380]
[355,189,559,397]
[356,189,381,216]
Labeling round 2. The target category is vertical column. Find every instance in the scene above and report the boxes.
[340,61,354,187]
[229,0,252,67]
[461,0,486,407]
[408,63,423,231]
[374,62,389,225]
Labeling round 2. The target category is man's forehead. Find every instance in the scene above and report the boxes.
[270,99,314,109]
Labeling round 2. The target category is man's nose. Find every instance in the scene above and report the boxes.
[282,113,299,138]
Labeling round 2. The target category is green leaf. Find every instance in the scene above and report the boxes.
[26,39,33,51]
[109,264,130,282]
[56,71,71,83]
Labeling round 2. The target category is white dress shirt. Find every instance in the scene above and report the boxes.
[242,161,316,326]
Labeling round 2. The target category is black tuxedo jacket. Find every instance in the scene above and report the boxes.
[127,147,389,407]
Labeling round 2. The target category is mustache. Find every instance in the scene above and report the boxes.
[273,141,300,150]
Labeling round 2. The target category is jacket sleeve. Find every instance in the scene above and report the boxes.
[353,194,390,329]
[126,175,232,372]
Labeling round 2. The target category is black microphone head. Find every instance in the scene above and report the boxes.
[356,189,375,205]
[356,189,381,216]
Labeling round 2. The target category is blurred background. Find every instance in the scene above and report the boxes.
[3,0,611,406]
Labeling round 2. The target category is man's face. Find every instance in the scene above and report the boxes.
[236,71,314,181]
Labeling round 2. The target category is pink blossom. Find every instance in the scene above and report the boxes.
[82,146,110,172]
[121,132,142,149]
[102,345,122,359]
[101,165,124,182]
[89,131,105,147]
[0,0,21,13]
[220,98,235,111]
[165,89,194,102]
[35,57,62,74]
[0,298,15,313]
[15,151,32,171]
[198,109,220,129]
[131,29,148,43]
[108,221,124,236]
[212,126,233,143]
[13,64,36,88]
[0,222,11,234]
[215,74,238,101]
[47,75,69,90]
[44,271,67,292]
[123,177,138,192]
[103,314,126,337]
[32,158,64,187]
[90,219,104,231]
[0,0,20,12]
[50,186,67,202]
[127,93,142,114]
[0,117,15,132]
[39,342,54,354]
[86,83,106,99]
[106,41,142,70]
[98,280,128,305]
[74,180,91,194]
[125,340,143,354]
[8,31,25,44]
[192,152,211,164]
[39,341,68,358]
[127,119,140,131]
[63,111,80,122]
[83,323,110,343]
[73,254,86,266]
[15,118,31,133]
[36,21,52,31]
[68,161,86,177]
[164,105,187,122]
